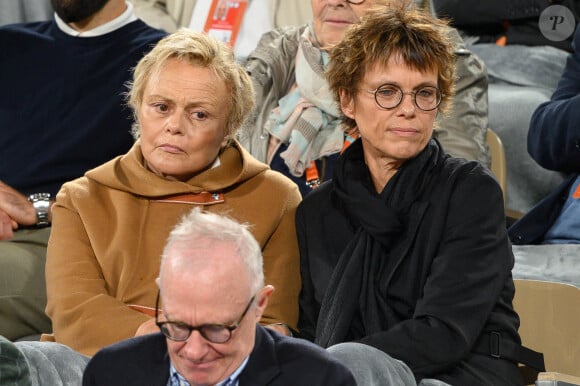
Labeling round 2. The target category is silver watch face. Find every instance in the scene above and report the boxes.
[29,193,51,202]
[28,193,51,226]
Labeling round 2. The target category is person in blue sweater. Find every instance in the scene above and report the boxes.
[0,0,166,341]
[509,24,580,245]
[432,0,578,215]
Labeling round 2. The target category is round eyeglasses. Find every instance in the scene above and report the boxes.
[155,291,255,344]
[363,83,442,111]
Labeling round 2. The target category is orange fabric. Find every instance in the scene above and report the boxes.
[573,182,580,199]
[305,161,320,188]
[496,20,510,46]
[305,132,361,189]
[341,131,360,153]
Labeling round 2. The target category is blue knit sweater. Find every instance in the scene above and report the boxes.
[0,19,166,196]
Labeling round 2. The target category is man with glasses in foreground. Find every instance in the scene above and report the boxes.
[82,208,356,386]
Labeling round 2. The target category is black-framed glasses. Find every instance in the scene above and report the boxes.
[363,83,442,111]
[155,290,255,343]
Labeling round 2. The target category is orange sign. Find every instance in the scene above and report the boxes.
[203,0,248,48]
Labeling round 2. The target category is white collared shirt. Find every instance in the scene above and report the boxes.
[54,1,137,37]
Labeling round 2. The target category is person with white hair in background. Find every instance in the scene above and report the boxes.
[239,0,490,198]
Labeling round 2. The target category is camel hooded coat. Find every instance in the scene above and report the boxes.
[45,141,301,356]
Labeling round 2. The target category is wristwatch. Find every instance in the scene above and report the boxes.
[27,193,51,227]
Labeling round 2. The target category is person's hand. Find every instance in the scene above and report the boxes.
[0,208,18,240]
[0,181,37,226]
[134,317,160,337]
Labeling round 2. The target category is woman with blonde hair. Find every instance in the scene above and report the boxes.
[44,30,301,358]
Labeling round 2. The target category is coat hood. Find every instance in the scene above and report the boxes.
[85,140,269,198]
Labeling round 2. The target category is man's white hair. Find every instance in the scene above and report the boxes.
[158,208,264,294]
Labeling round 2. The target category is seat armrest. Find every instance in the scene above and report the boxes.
[536,372,580,386]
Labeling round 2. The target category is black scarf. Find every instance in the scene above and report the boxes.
[315,138,442,347]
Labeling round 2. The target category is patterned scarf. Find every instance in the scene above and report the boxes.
[265,24,344,177]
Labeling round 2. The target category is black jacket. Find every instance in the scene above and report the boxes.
[83,326,356,386]
[297,140,523,385]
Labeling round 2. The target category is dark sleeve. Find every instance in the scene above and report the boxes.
[82,363,95,386]
[82,353,105,386]
[528,25,580,172]
[296,202,319,342]
[316,362,357,385]
[272,330,358,385]
[432,0,550,25]
[359,168,516,377]
[82,335,169,386]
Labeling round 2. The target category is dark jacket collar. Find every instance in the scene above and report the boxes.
[238,325,281,384]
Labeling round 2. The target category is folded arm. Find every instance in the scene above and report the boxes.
[45,187,150,356]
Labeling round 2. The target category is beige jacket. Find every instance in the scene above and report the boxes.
[45,141,301,355]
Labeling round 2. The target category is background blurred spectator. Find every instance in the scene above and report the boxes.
[0,0,178,31]
[239,0,489,197]
[432,0,579,214]
[508,24,580,287]
[160,0,312,60]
